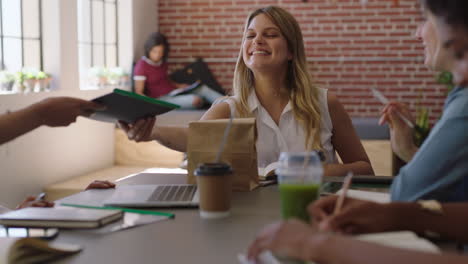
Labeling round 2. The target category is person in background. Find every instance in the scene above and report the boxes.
[0,97,115,213]
[133,32,223,109]
[121,7,373,177]
[247,1,468,263]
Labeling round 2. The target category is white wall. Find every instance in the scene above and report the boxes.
[0,0,159,208]
[131,0,159,60]
[0,0,115,208]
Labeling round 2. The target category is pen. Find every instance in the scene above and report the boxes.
[333,172,353,215]
[35,192,46,201]
[371,88,415,129]
[60,203,175,219]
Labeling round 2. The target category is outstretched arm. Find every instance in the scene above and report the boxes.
[314,234,466,264]
[0,97,103,145]
[311,196,468,243]
[247,219,468,264]
[118,101,231,152]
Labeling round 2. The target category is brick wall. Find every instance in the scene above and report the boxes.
[158,0,448,121]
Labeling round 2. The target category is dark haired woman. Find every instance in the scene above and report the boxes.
[133,32,222,109]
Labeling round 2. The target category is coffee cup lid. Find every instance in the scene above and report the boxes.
[194,163,232,176]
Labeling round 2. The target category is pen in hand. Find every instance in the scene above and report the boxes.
[333,172,353,215]
[35,192,46,202]
[371,89,415,129]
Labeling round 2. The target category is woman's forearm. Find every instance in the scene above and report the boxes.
[389,203,468,243]
[153,126,189,152]
[0,104,43,144]
[134,80,145,95]
[313,235,468,264]
[324,161,374,177]
[396,144,419,163]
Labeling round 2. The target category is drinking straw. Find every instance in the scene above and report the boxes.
[301,152,311,184]
[215,114,233,163]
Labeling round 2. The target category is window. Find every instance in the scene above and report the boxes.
[78,0,118,68]
[0,0,48,94]
[78,0,129,90]
[0,0,43,72]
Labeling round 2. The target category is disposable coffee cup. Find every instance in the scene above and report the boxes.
[194,162,233,219]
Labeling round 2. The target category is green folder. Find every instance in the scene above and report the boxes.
[89,88,180,123]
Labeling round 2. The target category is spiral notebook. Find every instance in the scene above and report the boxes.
[0,207,123,229]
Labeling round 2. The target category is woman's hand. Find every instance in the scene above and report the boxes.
[15,196,54,209]
[85,180,116,190]
[118,117,157,142]
[309,196,399,234]
[247,219,326,262]
[379,102,418,162]
[35,97,105,127]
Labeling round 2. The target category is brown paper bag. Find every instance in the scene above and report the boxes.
[187,118,259,191]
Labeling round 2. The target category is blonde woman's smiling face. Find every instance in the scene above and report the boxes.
[242,14,292,74]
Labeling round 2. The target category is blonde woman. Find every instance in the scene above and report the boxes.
[120,6,373,176]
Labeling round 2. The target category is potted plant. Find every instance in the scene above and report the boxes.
[108,67,129,88]
[13,71,26,93]
[88,67,108,88]
[0,71,15,92]
[106,67,120,86]
[35,71,51,92]
[23,72,37,93]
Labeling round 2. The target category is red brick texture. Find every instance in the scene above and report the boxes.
[158,0,448,121]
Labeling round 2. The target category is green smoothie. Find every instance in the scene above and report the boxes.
[279,183,320,222]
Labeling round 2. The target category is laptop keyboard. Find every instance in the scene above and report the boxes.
[147,185,197,202]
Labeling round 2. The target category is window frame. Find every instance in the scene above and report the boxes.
[78,0,119,68]
[0,0,44,71]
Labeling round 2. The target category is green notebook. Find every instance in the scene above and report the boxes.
[89,89,180,123]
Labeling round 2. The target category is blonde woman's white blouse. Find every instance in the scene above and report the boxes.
[222,88,337,167]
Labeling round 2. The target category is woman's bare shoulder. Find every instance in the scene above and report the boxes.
[200,99,232,120]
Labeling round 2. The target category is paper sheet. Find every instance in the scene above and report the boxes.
[357,231,440,253]
[336,189,391,203]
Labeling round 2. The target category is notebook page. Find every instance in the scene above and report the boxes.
[357,231,440,253]
[336,189,390,203]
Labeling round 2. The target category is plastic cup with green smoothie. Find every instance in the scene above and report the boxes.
[276,152,323,222]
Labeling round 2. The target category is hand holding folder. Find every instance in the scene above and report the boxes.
[89,89,180,124]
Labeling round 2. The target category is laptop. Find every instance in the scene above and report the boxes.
[103,184,199,208]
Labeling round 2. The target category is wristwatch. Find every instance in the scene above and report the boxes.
[417,200,444,215]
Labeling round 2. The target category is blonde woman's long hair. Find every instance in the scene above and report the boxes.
[233,6,323,151]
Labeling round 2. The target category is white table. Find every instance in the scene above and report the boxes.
[53,172,281,263]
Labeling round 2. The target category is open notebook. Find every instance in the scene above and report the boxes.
[335,189,391,203]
